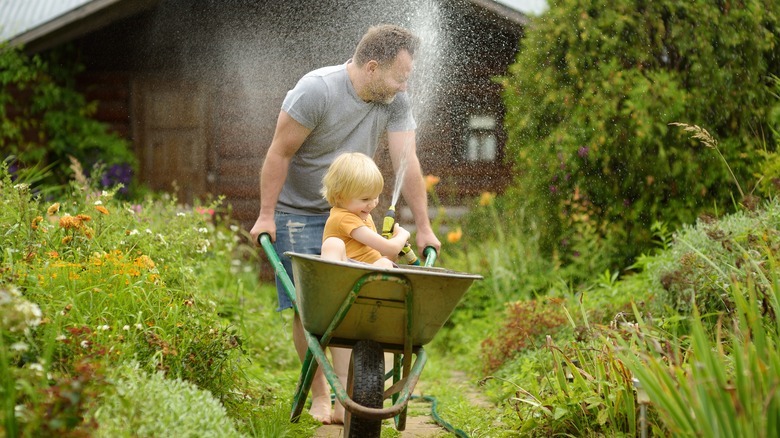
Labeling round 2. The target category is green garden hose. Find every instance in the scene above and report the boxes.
[411,395,469,438]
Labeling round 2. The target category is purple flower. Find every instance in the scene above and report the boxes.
[101,163,134,194]
[549,185,558,194]
[578,146,589,158]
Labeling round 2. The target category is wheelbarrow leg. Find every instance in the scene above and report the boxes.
[290,348,318,422]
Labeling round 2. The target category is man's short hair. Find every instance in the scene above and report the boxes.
[353,24,420,67]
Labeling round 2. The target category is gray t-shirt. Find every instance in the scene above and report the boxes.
[277,62,416,215]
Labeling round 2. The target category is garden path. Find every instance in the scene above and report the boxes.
[313,370,492,437]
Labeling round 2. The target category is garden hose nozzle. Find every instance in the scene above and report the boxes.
[381,206,420,265]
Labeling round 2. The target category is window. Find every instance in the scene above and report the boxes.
[464,115,497,162]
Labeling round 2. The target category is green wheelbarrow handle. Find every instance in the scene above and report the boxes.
[257,232,298,314]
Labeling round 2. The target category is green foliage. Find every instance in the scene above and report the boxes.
[501,0,780,276]
[642,197,780,319]
[0,163,315,436]
[92,363,242,438]
[0,44,138,195]
[619,248,780,437]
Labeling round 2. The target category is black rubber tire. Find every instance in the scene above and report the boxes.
[344,340,385,438]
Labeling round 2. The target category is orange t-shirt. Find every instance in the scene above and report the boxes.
[322,207,382,263]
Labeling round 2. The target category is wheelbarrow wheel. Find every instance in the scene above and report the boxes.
[344,340,384,438]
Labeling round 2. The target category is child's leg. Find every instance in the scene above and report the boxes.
[330,346,352,424]
[321,237,347,261]
[373,257,394,268]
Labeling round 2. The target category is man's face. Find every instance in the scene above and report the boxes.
[366,50,413,104]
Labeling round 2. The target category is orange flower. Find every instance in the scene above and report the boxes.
[59,215,81,230]
[62,236,73,245]
[31,216,43,230]
[479,192,496,207]
[446,227,463,244]
[95,205,109,215]
[47,203,60,216]
[135,255,156,270]
[425,175,440,193]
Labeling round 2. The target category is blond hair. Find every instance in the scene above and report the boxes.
[321,152,384,207]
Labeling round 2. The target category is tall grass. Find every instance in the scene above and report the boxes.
[619,240,780,437]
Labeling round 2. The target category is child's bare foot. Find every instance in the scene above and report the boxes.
[332,403,344,425]
[309,396,332,424]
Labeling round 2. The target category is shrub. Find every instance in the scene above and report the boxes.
[0,44,138,195]
[501,0,780,276]
[480,299,569,373]
[92,363,242,438]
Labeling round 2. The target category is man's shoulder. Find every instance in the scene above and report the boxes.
[304,63,347,81]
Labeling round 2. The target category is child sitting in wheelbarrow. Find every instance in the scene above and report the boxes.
[318,151,412,423]
[320,152,412,268]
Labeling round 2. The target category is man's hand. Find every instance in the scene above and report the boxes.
[415,227,441,256]
[250,214,276,246]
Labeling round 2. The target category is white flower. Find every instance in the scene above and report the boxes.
[99,325,110,331]
[177,212,186,217]
[198,227,209,233]
[145,228,153,234]
[29,363,44,372]
[56,334,67,341]
[11,342,29,352]
[80,340,90,348]
[129,229,139,236]
[94,200,103,205]
[123,325,130,331]
[135,323,143,330]
[229,225,239,232]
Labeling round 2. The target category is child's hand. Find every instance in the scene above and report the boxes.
[393,224,411,242]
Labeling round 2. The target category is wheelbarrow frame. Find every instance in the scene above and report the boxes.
[258,233,477,432]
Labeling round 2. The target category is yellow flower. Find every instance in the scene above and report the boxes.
[61,236,73,245]
[425,175,440,193]
[446,227,463,244]
[479,192,496,207]
[47,203,60,216]
[31,216,43,230]
[95,205,109,215]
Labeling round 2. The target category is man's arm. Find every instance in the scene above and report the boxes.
[250,111,311,244]
[387,130,441,254]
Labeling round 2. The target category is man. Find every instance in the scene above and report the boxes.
[249,24,441,425]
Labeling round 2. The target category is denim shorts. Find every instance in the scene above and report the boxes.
[272,211,329,311]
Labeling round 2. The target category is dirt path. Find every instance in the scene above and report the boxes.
[313,370,492,437]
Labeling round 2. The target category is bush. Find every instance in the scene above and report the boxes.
[501,0,780,277]
[93,363,242,438]
[0,44,138,196]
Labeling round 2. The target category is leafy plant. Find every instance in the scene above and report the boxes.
[0,44,138,196]
[500,0,780,275]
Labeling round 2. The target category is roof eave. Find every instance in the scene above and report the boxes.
[8,0,159,54]
[465,0,530,26]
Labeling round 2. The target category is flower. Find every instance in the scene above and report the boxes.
[447,227,463,244]
[31,216,43,230]
[47,203,60,216]
[479,192,496,207]
[424,175,440,193]
[196,207,215,216]
[95,205,109,215]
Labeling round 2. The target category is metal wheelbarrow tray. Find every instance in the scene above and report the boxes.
[290,252,480,348]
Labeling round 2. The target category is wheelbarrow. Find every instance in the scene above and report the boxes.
[258,233,482,437]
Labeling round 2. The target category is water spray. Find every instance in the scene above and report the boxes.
[381,206,420,265]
